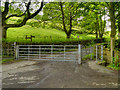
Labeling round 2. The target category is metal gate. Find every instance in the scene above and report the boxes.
[15,44,94,64]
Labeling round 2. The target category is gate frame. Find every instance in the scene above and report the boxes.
[15,44,82,64]
[15,43,96,64]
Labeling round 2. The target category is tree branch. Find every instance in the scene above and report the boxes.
[29,0,44,19]
[6,17,29,28]
[2,2,9,25]
[116,13,120,19]
[59,2,67,34]
[5,1,31,20]
[6,11,27,20]
[26,1,31,17]
[5,0,44,28]
[2,2,9,17]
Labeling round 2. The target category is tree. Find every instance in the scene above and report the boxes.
[79,2,106,40]
[43,2,83,39]
[2,0,44,39]
[79,13,96,34]
[116,2,120,39]
[107,2,117,63]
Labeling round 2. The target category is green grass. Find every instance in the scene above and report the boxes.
[6,25,96,44]
[0,59,23,64]
[82,53,94,60]
[107,64,120,70]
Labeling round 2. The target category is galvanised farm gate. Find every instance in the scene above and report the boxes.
[15,44,95,64]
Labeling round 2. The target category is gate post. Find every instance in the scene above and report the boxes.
[39,46,41,59]
[14,42,19,60]
[14,42,16,59]
[90,47,93,60]
[15,45,19,60]
[51,45,53,58]
[78,44,81,64]
[64,45,65,60]
[96,45,98,63]
[28,46,30,60]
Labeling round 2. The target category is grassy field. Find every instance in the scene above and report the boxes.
[6,25,96,44]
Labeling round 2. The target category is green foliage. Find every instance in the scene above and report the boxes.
[6,17,23,24]
[112,56,119,67]
[107,63,120,70]
[97,60,106,66]
[26,19,41,28]
[0,6,4,12]
[79,15,96,34]
[82,53,94,60]
[78,2,107,39]
[43,2,85,38]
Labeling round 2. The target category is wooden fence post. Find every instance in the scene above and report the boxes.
[15,45,19,60]
[96,45,98,63]
[78,44,81,64]
[90,47,93,60]
[14,42,16,59]
[39,46,41,59]
[101,45,103,61]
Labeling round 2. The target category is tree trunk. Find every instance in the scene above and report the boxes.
[118,10,120,39]
[2,26,8,39]
[59,2,67,37]
[109,2,116,63]
[99,14,103,40]
[95,23,98,39]
[2,1,44,39]
[99,34,103,39]
[95,13,99,42]
[117,3,120,66]
[118,23,120,39]
[67,12,72,39]
[111,37,115,63]
[66,33,71,39]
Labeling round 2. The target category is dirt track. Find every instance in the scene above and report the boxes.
[2,60,119,88]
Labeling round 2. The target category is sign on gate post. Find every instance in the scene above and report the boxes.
[78,44,81,64]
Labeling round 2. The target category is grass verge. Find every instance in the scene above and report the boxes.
[1,59,23,64]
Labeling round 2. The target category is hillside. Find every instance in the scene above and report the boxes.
[6,25,96,44]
